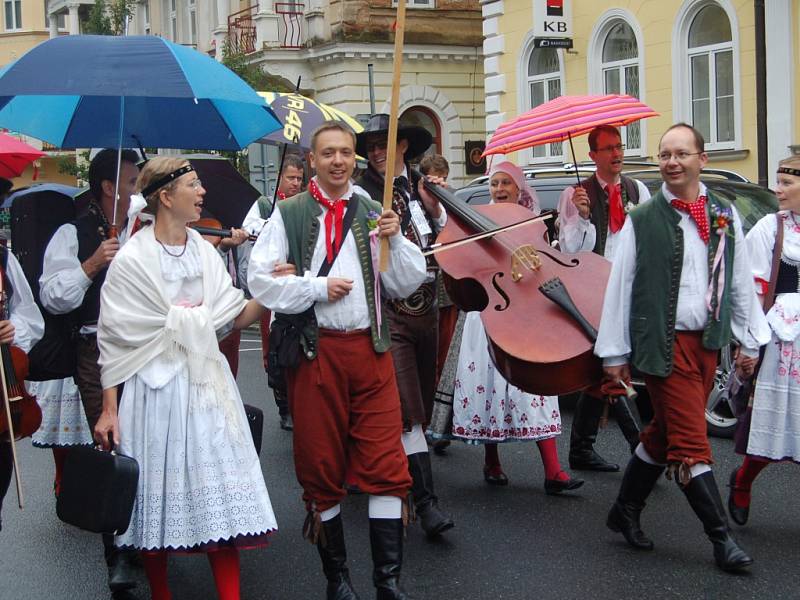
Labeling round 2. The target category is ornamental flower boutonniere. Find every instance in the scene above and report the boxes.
[367,210,380,233]
[623,200,636,214]
[709,203,734,238]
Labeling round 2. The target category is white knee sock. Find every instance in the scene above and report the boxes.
[320,504,341,522]
[368,495,402,519]
[689,463,711,478]
[635,443,666,466]
[401,424,428,455]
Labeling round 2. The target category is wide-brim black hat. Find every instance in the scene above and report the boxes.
[356,113,433,161]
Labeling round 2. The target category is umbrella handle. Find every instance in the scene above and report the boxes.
[268,76,303,220]
[567,131,582,188]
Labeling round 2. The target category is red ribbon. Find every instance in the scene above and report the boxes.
[606,183,625,233]
[671,196,709,243]
[309,179,347,264]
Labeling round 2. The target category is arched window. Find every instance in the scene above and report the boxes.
[686,3,735,146]
[600,20,641,153]
[526,47,563,161]
[400,106,441,158]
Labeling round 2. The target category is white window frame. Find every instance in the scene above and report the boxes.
[4,0,21,31]
[587,10,646,158]
[168,0,177,41]
[672,0,741,151]
[188,0,197,45]
[518,41,565,165]
[143,0,150,35]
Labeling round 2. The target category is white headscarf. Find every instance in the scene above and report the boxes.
[488,161,540,214]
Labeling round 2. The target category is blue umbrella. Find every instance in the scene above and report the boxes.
[0,35,281,151]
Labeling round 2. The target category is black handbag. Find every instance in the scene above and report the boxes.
[244,403,264,455]
[56,445,139,535]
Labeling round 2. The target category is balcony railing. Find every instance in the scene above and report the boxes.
[228,4,258,54]
[276,2,304,49]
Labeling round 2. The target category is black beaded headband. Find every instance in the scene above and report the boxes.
[140,165,194,198]
[777,166,800,178]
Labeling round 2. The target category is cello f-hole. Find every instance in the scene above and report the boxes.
[492,272,510,312]
[537,250,581,268]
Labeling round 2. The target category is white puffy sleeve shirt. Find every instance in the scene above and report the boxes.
[5,251,44,353]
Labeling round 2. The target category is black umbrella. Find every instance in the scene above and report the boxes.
[183,155,261,228]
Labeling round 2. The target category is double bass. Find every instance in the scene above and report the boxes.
[424,180,611,396]
[0,252,41,509]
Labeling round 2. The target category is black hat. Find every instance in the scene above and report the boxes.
[356,114,433,161]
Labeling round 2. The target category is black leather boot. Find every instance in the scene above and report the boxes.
[104,534,138,592]
[680,471,753,573]
[316,515,361,600]
[606,455,664,550]
[407,452,454,538]
[370,518,412,600]
[612,397,641,454]
[569,393,619,471]
[727,467,750,526]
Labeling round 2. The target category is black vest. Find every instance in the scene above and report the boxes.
[585,174,641,256]
[74,210,106,327]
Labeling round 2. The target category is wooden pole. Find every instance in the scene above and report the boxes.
[378,0,407,272]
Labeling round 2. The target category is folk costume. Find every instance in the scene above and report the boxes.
[558,174,651,472]
[450,162,581,494]
[98,224,276,552]
[0,246,44,532]
[728,209,800,526]
[248,177,426,599]
[355,114,455,538]
[596,182,770,572]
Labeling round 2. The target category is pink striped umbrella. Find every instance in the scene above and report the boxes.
[0,132,45,178]
[483,94,658,157]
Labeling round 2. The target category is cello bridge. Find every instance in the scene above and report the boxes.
[511,245,541,282]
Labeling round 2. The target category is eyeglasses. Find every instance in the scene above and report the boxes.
[188,178,203,189]
[595,143,625,153]
[365,139,388,153]
[657,151,702,163]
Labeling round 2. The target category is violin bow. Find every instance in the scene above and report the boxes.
[378,0,408,272]
[0,265,24,508]
[422,213,553,257]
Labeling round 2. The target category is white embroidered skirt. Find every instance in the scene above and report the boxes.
[29,378,92,448]
[452,312,562,443]
[115,364,277,551]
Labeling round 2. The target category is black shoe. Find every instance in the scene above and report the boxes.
[432,440,450,456]
[727,467,750,526]
[483,465,509,486]
[407,452,455,538]
[370,518,412,600]
[544,473,584,495]
[569,450,620,472]
[681,471,753,573]
[316,514,361,600]
[606,455,664,551]
[280,414,293,431]
[107,553,138,592]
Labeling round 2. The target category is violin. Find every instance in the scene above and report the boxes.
[424,180,611,396]
[0,258,41,509]
[189,218,256,247]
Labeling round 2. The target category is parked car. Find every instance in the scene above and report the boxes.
[453,166,778,438]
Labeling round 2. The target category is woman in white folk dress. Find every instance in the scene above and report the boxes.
[452,162,584,495]
[94,157,277,600]
[728,155,800,526]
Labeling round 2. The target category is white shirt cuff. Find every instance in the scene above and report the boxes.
[312,276,328,302]
[602,356,629,367]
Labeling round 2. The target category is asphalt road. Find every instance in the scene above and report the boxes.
[2,329,799,600]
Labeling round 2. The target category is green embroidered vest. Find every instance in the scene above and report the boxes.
[276,190,391,359]
[628,190,735,377]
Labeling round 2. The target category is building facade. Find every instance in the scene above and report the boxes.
[482,0,799,187]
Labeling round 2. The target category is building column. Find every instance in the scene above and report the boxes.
[255,0,280,50]
[766,0,795,186]
[48,14,59,38]
[480,0,507,139]
[67,3,81,35]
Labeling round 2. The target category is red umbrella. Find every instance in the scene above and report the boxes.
[0,132,45,179]
[483,94,658,157]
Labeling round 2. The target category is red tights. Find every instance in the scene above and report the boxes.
[483,439,568,481]
[52,448,69,496]
[141,548,240,600]
[732,456,770,507]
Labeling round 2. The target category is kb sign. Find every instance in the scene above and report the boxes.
[533,0,573,39]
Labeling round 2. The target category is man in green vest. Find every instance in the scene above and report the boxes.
[558,125,651,472]
[248,121,427,599]
[595,123,769,573]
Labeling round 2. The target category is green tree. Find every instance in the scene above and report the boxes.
[82,0,135,36]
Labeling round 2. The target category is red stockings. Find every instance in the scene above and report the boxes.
[536,437,568,481]
[208,547,241,600]
[733,456,769,507]
[141,551,171,600]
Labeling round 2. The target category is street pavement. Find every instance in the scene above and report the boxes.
[2,329,799,600]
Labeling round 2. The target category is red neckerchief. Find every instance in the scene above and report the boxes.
[606,183,625,233]
[277,189,287,201]
[670,196,709,243]
[309,179,348,264]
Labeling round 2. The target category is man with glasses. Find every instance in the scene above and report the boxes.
[595,122,768,573]
[557,125,650,473]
